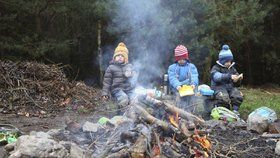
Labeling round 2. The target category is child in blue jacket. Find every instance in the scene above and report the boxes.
[210,45,243,115]
[168,45,199,112]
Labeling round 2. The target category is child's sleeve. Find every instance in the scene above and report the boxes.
[232,67,239,75]
[211,66,231,83]
[102,66,113,96]
[190,64,199,86]
[168,65,181,89]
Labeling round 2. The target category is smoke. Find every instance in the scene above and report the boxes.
[107,0,175,88]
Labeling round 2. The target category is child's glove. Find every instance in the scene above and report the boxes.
[102,95,109,101]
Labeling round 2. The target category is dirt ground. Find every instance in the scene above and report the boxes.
[1,111,93,134]
[0,104,111,157]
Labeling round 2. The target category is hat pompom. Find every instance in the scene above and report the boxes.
[118,42,126,48]
[222,45,229,50]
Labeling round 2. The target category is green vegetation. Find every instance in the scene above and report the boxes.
[240,88,280,118]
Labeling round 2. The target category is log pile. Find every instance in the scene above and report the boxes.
[0,60,99,117]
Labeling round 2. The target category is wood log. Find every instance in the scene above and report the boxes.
[129,124,151,158]
[144,96,205,125]
[133,105,169,130]
[105,149,130,158]
[165,102,205,124]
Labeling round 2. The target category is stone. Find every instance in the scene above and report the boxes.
[247,116,269,134]
[82,121,100,133]
[8,135,69,158]
[70,143,92,158]
[269,121,280,134]
[30,131,52,139]
[275,141,280,155]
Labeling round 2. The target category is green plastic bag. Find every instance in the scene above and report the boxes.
[0,132,18,144]
[211,107,239,122]
[97,117,110,125]
[0,124,20,144]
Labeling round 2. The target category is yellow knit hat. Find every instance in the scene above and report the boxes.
[113,42,129,64]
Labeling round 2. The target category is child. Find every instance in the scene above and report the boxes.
[168,45,199,112]
[102,42,135,113]
[210,44,243,114]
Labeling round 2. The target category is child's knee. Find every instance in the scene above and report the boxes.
[230,89,243,104]
[215,91,230,104]
[117,94,129,107]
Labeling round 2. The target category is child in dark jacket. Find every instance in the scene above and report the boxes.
[210,45,243,114]
[102,42,135,113]
[168,45,199,112]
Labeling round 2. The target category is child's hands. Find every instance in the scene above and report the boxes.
[102,95,109,101]
[191,85,195,89]
[176,86,181,90]
[231,74,239,83]
[124,70,133,77]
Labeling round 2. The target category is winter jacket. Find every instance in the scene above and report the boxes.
[210,61,239,90]
[102,62,135,96]
[168,62,199,90]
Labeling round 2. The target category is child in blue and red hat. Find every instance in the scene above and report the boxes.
[168,45,199,112]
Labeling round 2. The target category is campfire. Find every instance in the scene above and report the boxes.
[54,93,212,158]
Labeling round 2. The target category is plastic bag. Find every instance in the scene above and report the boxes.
[247,107,277,133]
[211,107,240,122]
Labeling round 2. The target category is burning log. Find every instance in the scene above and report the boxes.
[144,95,205,125]
[129,124,151,158]
[133,105,169,130]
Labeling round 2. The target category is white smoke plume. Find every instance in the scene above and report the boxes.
[107,0,175,88]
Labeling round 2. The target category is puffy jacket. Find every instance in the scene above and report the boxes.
[168,62,199,90]
[102,62,135,96]
[210,61,239,90]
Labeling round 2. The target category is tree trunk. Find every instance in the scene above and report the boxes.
[245,42,252,84]
[98,20,103,85]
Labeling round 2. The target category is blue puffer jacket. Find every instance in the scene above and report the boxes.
[210,61,239,90]
[168,62,199,90]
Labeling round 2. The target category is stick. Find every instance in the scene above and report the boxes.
[261,133,280,138]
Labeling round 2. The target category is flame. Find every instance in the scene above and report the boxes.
[152,145,160,157]
[192,134,212,151]
[169,112,179,128]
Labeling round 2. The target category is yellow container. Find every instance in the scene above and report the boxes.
[178,85,194,97]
